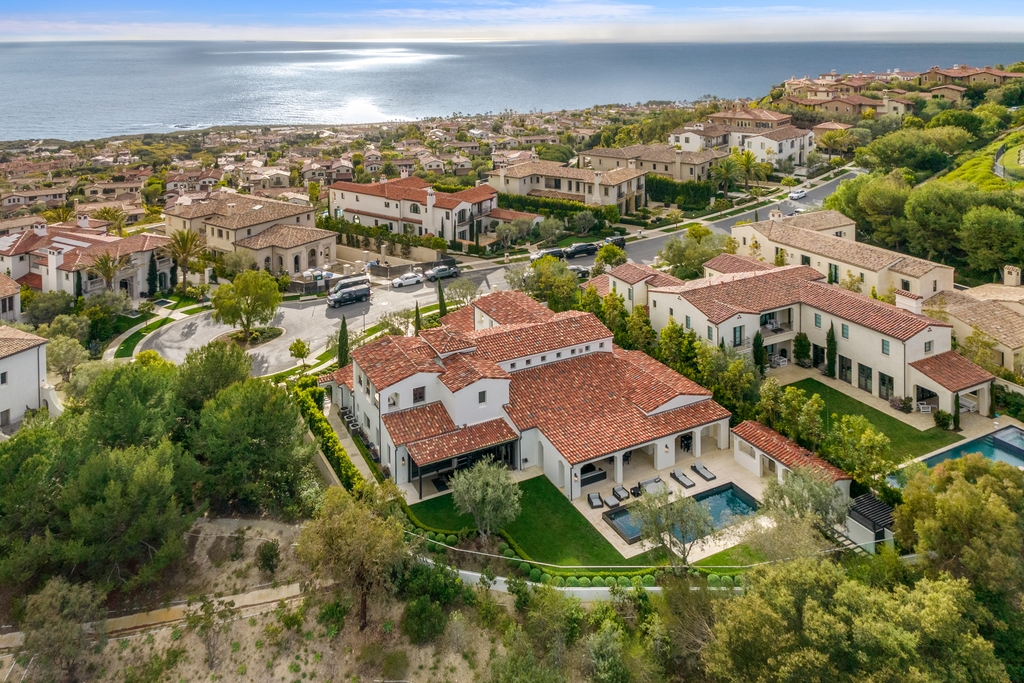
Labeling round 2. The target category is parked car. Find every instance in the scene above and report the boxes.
[604,235,626,249]
[391,272,424,287]
[530,247,565,262]
[788,189,807,200]
[564,242,598,258]
[329,274,370,292]
[568,265,591,279]
[327,283,370,308]
[424,264,460,281]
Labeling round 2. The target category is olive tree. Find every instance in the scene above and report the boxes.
[450,458,522,537]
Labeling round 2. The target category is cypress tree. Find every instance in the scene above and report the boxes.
[437,279,448,317]
[953,393,961,430]
[147,254,158,296]
[754,209,759,223]
[826,322,837,378]
[170,263,178,290]
[338,317,350,368]
[414,301,423,335]
[751,331,767,376]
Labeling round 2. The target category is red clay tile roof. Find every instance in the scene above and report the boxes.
[909,351,994,393]
[607,262,682,286]
[732,421,850,482]
[15,272,42,290]
[0,325,47,360]
[449,185,498,205]
[615,348,711,412]
[470,310,611,363]
[488,207,539,222]
[59,233,171,272]
[382,402,456,446]
[440,305,475,333]
[0,273,20,298]
[406,418,518,466]
[420,327,476,355]
[472,290,554,325]
[439,353,510,393]
[351,335,442,388]
[327,176,431,203]
[703,253,775,275]
[583,273,611,298]
[505,351,730,464]
[318,364,353,391]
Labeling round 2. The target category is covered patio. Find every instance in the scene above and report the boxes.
[401,419,520,500]
[908,351,994,417]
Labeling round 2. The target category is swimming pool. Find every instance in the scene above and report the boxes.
[603,482,759,545]
[920,426,1024,469]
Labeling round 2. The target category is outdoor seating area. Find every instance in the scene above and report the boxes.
[692,461,717,481]
[769,353,789,368]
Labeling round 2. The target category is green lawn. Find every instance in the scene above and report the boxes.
[694,544,766,575]
[114,317,174,358]
[556,234,603,247]
[410,476,646,568]
[787,378,962,463]
[112,312,154,337]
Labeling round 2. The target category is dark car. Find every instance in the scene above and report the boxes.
[530,247,565,262]
[424,264,461,281]
[568,265,591,279]
[604,235,627,249]
[329,274,370,292]
[327,283,370,308]
[564,242,598,258]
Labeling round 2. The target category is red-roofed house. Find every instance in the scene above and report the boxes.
[731,421,851,499]
[583,262,685,314]
[326,290,730,499]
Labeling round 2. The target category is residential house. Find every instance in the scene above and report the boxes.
[0,273,21,322]
[1,188,67,214]
[706,109,792,130]
[585,145,727,183]
[450,155,474,176]
[811,121,854,139]
[731,421,851,499]
[322,290,731,500]
[930,85,967,102]
[487,161,645,215]
[0,326,48,430]
[731,210,953,297]
[923,285,1024,373]
[584,262,685,313]
[82,180,144,199]
[646,264,993,415]
[920,65,1024,86]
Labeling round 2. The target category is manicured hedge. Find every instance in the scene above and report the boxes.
[645,174,715,208]
[497,193,586,217]
[294,388,364,491]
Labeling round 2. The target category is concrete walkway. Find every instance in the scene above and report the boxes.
[326,402,376,483]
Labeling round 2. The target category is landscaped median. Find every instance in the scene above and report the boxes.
[114,316,175,358]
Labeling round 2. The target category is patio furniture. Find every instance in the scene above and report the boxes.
[613,486,630,501]
[646,481,669,495]
[580,463,607,487]
[671,468,696,489]
[630,484,642,498]
[623,451,632,465]
[691,461,717,481]
[603,495,620,509]
[960,397,978,413]
[917,402,932,414]
[587,492,604,509]
[776,357,788,367]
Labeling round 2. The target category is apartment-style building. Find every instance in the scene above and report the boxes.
[321,291,731,501]
[731,210,953,298]
[646,264,993,416]
[487,161,645,215]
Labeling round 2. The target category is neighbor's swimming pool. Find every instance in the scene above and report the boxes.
[603,482,759,545]
[920,425,1024,469]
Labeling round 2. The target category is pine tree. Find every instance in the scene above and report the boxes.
[826,322,837,378]
[414,301,423,335]
[437,279,448,317]
[754,209,759,222]
[338,317,350,368]
[147,254,158,296]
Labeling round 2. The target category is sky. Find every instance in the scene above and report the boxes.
[4,0,1024,42]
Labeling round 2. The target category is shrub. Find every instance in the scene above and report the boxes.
[316,599,349,638]
[591,577,605,587]
[605,576,617,587]
[889,395,914,413]
[641,574,656,587]
[734,575,745,587]
[721,575,734,588]
[519,562,532,574]
[529,568,542,583]
[401,596,447,644]
[293,387,363,490]
[426,531,436,541]
[646,175,716,208]
[502,549,515,558]
[445,534,458,546]
[578,577,591,588]
[933,409,954,430]
[255,540,281,574]
[498,542,510,553]
[553,576,565,587]
[566,577,579,588]
[383,651,409,680]
[707,574,722,587]
[617,576,631,588]
[399,562,462,607]
[541,573,552,584]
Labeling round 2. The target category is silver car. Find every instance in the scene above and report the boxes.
[391,272,424,287]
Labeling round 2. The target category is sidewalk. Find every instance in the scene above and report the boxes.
[326,404,376,482]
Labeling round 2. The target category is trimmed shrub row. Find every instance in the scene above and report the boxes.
[644,175,716,208]
[294,387,365,491]
[497,193,587,217]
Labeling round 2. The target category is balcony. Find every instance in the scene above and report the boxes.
[760,321,795,340]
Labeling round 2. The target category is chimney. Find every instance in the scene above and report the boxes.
[33,222,47,236]
[379,175,387,184]
[499,166,506,185]
[225,202,236,215]
[1005,265,1022,287]
[593,171,602,193]
[400,167,408,179]
[426,187,435,213]
[895,290,923,315]
[769,209,783,220]
[76,214,90,228]
[627,158,636,169]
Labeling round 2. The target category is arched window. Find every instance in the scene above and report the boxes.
[293,254,300,273]
[308,248,317,268]
[264,256,271,271]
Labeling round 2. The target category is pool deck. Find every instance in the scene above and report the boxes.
[571,442,770,561]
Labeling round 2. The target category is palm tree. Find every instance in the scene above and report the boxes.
[42,205,75,224]
[818,130,855,160]
[93,207,128,236]
[710,157,742,196]
[87,252,133,290]
[163,229,206,289]
[733,149,766,193]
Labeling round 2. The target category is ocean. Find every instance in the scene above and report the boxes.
[1,41,1021,141]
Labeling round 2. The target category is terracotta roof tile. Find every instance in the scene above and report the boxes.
[420,327,476,355]
[583,273,612,298]
[0,326,46,360]
[0,273,20,298]
[165,193,308,228]
[318,364,353,391]
[351,335,442,388]
[406,418,518,466]
[382,402,456,446]
[909,351,994,392]
[438,353,510,393]
[732,421,850,482]
[440,305,475,333]
[607,262,684,286]
[703,253,775,275]
[234,224,336,250]
[471,311,611,363]
[15,272,42,290]
[471,290,554,325]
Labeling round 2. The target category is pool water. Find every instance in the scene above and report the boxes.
[921,426,1024,469]
[603,482,759,545]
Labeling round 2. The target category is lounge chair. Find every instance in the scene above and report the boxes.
[671,468,696,489]
[691,461,717,481]
[587,492,603,509]
[646,481,669,495]
[917,402,932,414]
[603,494,620,509]
[613,486,630,501]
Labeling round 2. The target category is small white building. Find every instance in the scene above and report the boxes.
[731,420,851,500]
[0,326,48,430]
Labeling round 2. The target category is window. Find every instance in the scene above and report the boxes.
[685,315,690,329]
[858,364,873,393]
[652,300,657,309]
[410,203,420,214]
[933,279,938,292]
[585,345,590,351]
[412,386,425,403]
[510,362,517,369]
[839,355,852,383]
[900,279,910,292]
[814,313,822,328]
[879,372,894,400]
[925,340,933,353]
[0,371,6,385]
[628,287,633,301]
[841,324,849,339]
[599,342,605,348]
[556,352,562,358]
[217,229,223,238]
[603,188,609,196]
[881,339,890,355]
[828,263,839,283]
[707,326,714,341]
[801,255,811,266]
[541,355,547,361]
[478,390,487,404]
